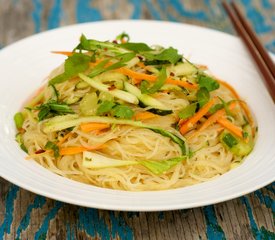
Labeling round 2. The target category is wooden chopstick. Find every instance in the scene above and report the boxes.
[222,1,275,102]
[230,2,275,79]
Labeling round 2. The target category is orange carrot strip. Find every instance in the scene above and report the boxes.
[60,144,105,155]
[188,102,236,139]
[180,98,216,135]
[57,131,74,146]
[51,51,74,56]
[217,118,243,138]
[218,80,254,128]
[115,68,198,89]
[133,111,158,121]
[137,62,145,68]
[80,122,110,133]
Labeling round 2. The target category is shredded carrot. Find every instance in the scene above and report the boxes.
[115,67,198,89]
[60,144,105,155]
[218,80,254,129]
[137,62,145,68]
[217,118,243,138]
[133,111,158,121]
[51,51,74,56]
[80,122,110,133]
[180,98,216,135]
[188,102,237,139]
[57,131,74,146]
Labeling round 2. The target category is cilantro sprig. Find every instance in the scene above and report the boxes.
[96,100,134,119]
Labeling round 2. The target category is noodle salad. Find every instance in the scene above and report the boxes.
[14,33,256,191]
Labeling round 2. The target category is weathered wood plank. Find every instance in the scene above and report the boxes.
[0,0,274,239]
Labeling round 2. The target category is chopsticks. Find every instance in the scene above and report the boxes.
[222,1,275,102]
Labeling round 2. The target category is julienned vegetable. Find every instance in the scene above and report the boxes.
[43,115,186,155]
[14,33,256,191]
[83,151,187,175]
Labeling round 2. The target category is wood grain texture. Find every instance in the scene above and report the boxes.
[0,0,274,239]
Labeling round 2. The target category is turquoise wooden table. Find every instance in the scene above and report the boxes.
[0,1,274,239]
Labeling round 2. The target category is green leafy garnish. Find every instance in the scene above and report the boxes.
[49,53,91,85]
[140,156,186,175]
[14,112,24,129]
[36,101,74,121]
[116,32,130,42]
[197,87,210,107]
[97,100,116,115]
[141,67,167,94]
[119,42,152,52]
[45,141,60,158]
[198,75,219,92]
[112,105,134,119]
[143,47,181,64]
[88,53,135,78]
[178,103,197,120]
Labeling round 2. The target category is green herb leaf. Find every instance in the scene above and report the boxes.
[112,105,134,119]
[49,53,91,85]
[97,100,116,115]
[197,87,210,107]
[140,156,186,175]
[119,42,152,52]
[143,47,181,64]
[222,133,238,148]
[14,112,24,129]
[141,67,167,94]
[116,32,130,42]
[198,75,220,92]
[45,141,60,158]
[178,103,197,120]
[79,34,90,49]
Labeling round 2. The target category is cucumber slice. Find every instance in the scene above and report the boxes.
[79,92,98,116]
[124,81,171,112]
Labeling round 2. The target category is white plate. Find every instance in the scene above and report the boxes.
[0,20,274,211]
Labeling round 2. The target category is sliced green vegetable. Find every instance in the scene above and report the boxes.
[79,92,98,116]
[222,133,238,148]
[44,141,59,158]
[169,62,197,76]
[76,80,90,89]
[124,81,171,111]
[139,156,186,175]
[198,74,219,92]
[220,125,253,157]
[209,103,224,114]
[178,103,197,120]
[82,151,186,175]
[43,115,186,154]
[14,112,24,129]
[49,53,91,85]
[16,133,28,153]
[79,73,139,104]
[83,151,138,169]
